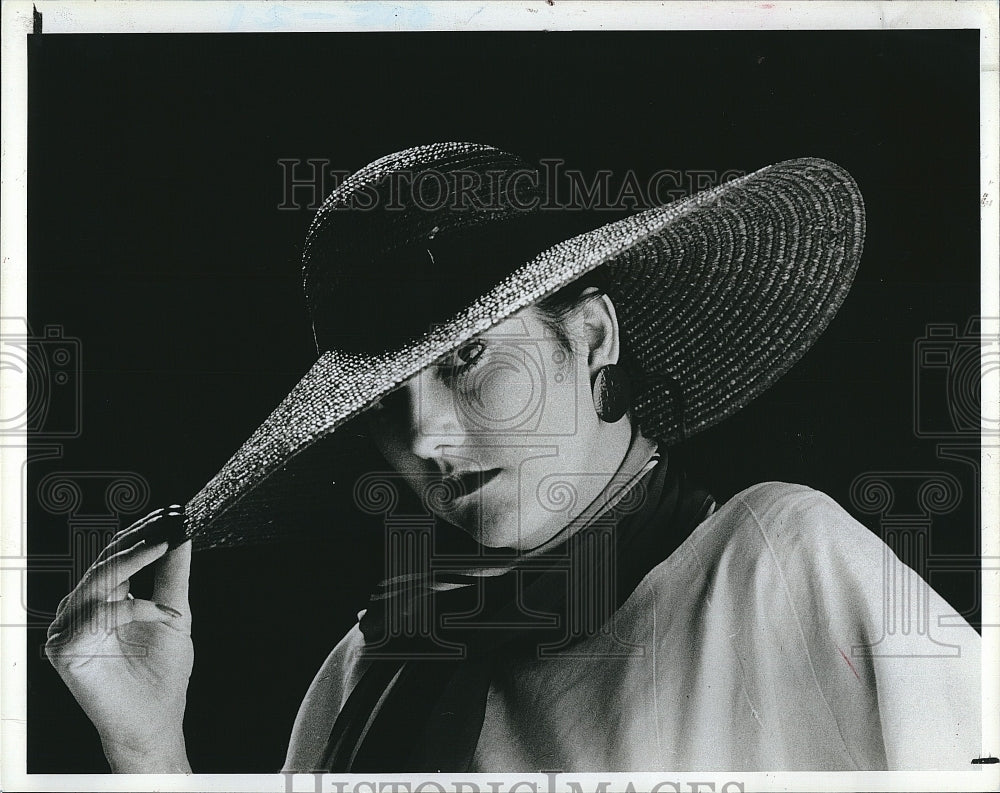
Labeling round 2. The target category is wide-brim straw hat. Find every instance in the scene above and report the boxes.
[179,142,865,550]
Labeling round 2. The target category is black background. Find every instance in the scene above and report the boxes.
[26,31,981,772]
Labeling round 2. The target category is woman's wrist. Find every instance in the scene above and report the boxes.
[103,732,192,773]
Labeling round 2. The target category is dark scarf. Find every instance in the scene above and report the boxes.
[321,448,714,772]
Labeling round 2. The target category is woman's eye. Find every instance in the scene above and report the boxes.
[455,340,486,368]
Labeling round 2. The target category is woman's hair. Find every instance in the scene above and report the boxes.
[534,268,610,353]
[534,266,636,374]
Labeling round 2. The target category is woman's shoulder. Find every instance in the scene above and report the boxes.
[629,479,893,629]
[712,479,865,535]
[688,479,883,576]
[635,477,978,653]
[282,623,367,772]
[629,480,982,770]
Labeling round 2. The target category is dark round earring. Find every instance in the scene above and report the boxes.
[592,364,630,423]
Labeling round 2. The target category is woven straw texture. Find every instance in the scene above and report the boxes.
[184,144,864,549]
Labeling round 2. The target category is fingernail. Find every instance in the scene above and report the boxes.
[155,603,183,618]
[144,512,188,550]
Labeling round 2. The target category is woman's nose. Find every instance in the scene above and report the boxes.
[406,371,466,459]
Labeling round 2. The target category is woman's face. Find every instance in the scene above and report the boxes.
[365,300,632,550]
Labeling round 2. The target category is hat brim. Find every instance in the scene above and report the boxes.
[184,157,864,549]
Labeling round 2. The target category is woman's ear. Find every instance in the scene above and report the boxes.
[575,289,621,372]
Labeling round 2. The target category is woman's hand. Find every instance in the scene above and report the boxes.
[44,508,194,772]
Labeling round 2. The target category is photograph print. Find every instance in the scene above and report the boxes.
[6,5,995,788]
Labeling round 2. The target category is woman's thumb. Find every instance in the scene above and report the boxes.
[100,598,186,632]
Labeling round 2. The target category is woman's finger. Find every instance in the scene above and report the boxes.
[93,509,166,563]
[75,540,170,606]
[47,610,66,641]
[151,540,192,611]
[96,597,185,633]
[107,581,131,603]
[48,509,184,643]
[51,591,73,625]
[46,598,185,667]
[94,507,185,566]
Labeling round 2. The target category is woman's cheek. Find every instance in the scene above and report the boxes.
[460,351,540,432]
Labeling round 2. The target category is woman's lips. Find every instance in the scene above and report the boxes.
[441,468,502,500]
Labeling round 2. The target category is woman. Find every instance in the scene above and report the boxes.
[44,143,981,772]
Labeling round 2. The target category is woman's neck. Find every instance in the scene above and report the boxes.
[515,424,659,555]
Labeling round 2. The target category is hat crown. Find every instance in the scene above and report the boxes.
[302,142,587,354]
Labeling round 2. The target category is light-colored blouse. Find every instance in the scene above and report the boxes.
[284,481,981,771]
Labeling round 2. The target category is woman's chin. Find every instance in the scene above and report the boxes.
[450,515,517,549]
[440,506,523,549]
[435,478,560,550]
[451,513,559,551]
